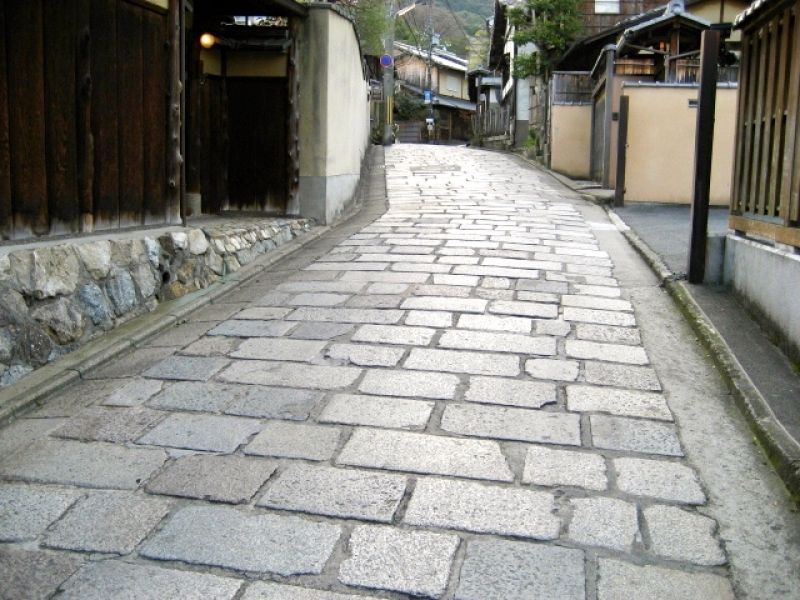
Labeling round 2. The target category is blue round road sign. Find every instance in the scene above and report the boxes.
[380,54,394,68]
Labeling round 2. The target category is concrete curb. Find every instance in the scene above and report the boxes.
[614,217,800,499]
[0,224,330,426]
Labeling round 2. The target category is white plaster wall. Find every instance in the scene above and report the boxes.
[724,234,800,359]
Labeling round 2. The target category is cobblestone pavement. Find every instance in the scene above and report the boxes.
[0,145,777,598]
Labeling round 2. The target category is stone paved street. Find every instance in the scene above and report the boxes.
[1,145,798,599]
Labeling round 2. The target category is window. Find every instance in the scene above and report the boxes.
[595,0,620,14]
[446,74,461,93]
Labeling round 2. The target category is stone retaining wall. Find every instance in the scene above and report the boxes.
[0,218,313,386]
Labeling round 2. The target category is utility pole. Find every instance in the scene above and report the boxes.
[383,0,396,145]
[425,0,435,140]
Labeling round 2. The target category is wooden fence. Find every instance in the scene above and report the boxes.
[0,0,179,241]
[730,0,800,247]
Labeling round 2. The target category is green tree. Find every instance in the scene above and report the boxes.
[341,0,390,56]
[508,0,582,78]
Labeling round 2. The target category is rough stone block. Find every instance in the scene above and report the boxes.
[455,540,585,600]
[489,300,558,319]
[522,445,607,490]
[241,583,377,600]
[207,320,296,337]
[290,322,355,340]
[614,457,706,504]
[219,360,361,390]
[563,307,636,327]
[0,484,80,542]
[338,525,459,598]
[140,505,341,576]
[319,393,433,429]
[584,361,661,391]
[401,296,487,313]
[231,338,327,362]
[405,310,453,328]
[404,348,520,376]
[43,491,171,554]
[223,386,322,420]
[245,421,340,460]
[565,340,649,365]
[644,505,726,565]
[0,439,166,490]
[137,414,262,452]
[0,547,84,600]
[352,324,436,346]
[525,358,580,381]
[405,478,559,539]
[286,307,404,324]
[464,376,556,409]
[359,369,459,399]
[441,404,581,446]
[439,330,555,356]
[288,293,351,306]
[576,323,641,345]
[326,343,405,367]
[235,306,293,320]
[103,378,164,406]
[258,464,406,522]
[337,429,513,482]
[567,497,638,551]
[146,455,277,504]
[52,406,164,443]
[456,314,532,333]
[591,415,682,456]
[567,386,672,420]
[597,559,734,600]
[143,356,229,381]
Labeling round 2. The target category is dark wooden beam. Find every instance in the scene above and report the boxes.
[614,94,629,208]
[688,29,720,284]
[168,0,183,224]
[76,0,94,232]
[0,0,13,239]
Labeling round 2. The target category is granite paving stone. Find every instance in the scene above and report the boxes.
[181,336,240,356]
[525,358,580,381]
[52,406,164,443]
[326,343,406,366]
[404,348,520,376]
[565,340,649,365]
[563,307,636,326]
[644,505,726,565]
[289,321,356,339]
[143,356,230,381]
[286,307,405,324]
[58,561,243,600]
[567,496,639,551]
[258,464,406,522]
[288,293,351,306]
[464,376,556,409]
[441,404,581,446]
[337,428,514,481]
[405,309,454,327]
[219,360,362,389]
[338,525,459,598]
[414,284,472,297]
[0,484,80,542]
[591,414,683,456]
[0,439,167,490]
[319,393,434,429]
[576,323,641,345]
[241,582,380,600]
[345,294,404,308]
[359,369,459,399]
[277,281,365,293]
[567,386,672,420]
[137,414,262,452]
[455,540,585,600]
[140,505,341,576]
[456,313,532,333]
[231,338,327,361]
[85,347,180,380]
[145,455,277,503]
[225,306,292,320]
[0,418,67,456]
[351,324,436,345]
[583,361,662,391]
[562,295,633,312]
[400,296,487,313]
[405,478,560,539]
[596,559,734,600]
[614,457,706,504]
[439,330,555,355]
[207,319,296,337]
[0,547,84,600]
[103,378,164,406]
[489,300,559,319]
[245,421,341,460]
[43,491,171,554]
[522,445,608,490]
[535,318,572,336]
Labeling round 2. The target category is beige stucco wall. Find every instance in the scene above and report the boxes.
[688,0,748,42]
[623,85,737,205]
[226,53,288,78]
[551,105,592,179]
[298,5,370,224]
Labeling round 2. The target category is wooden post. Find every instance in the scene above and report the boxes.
[602,46,615,189]
[167,0,183,225]
[614,94,629,207]
[688,29,720,284]
[76,0,94,232]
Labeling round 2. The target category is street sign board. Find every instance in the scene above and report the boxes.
[424,89,431,104]
[380,54,393,68]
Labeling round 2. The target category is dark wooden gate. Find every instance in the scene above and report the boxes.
[0,0,175,241]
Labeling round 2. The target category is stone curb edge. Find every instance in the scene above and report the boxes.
[0,224,331,427]
[611,213,800,500]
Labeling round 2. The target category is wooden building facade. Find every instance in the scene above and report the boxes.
[0,0,307,242]
[730,0,800,247]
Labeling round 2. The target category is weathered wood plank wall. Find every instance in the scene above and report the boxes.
[0,0,174,240]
